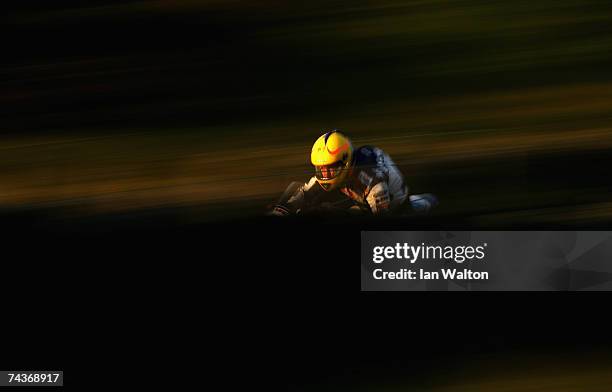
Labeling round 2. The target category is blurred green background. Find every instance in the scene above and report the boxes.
[4,0,612,224]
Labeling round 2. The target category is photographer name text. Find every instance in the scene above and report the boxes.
[371,243,489,281]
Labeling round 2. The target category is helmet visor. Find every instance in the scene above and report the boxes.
[315,161,346,181]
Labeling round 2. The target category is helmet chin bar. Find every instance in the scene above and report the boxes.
[315,160,345,181]
[316,163,351,191]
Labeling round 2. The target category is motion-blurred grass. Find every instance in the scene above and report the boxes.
[3,1,612,224]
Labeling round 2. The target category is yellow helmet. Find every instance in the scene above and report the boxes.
[311,130,354,191]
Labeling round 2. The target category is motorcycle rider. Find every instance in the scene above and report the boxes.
[270,130,437,216]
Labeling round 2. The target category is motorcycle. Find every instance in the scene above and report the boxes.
[268,181,437,217]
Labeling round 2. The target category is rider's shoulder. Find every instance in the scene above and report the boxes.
[349,146,388,190]
[354,145,384,164]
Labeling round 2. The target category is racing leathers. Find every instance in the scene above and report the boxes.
[275,146,418,215]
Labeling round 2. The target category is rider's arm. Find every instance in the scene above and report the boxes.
[287,176,319,212]
[365,181,392,214]
[352,146,392,215]
[271,177,321,215]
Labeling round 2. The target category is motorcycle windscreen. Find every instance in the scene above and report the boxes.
[315,161,345,181]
